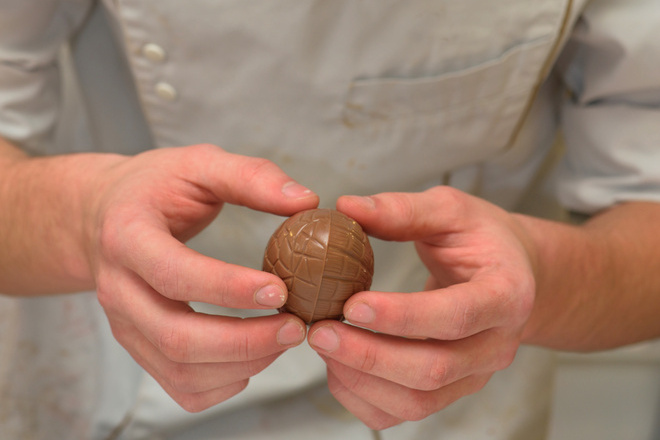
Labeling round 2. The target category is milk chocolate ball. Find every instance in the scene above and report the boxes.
[263,209,374,324]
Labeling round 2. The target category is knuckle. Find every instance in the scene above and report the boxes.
[325,371,345,396]
[173,380,249,413]
[417,355,450,391]
[106,321,131,348]
[496,271,535,328]
[229,378,250,398]
[335,365,371,395]
[427,186,467,218]
[186,143,221,158]
[97,214,124,262]
[150,250,182,300]
[516,275,536,319]
[364,415,402,431]
[167,371,195,394]
[176,394,210,413]
[239,157,277,187]
[398,394,436,422]
[94,270,123,315]
[244,355,276,377]
[390,193,417,228]
[464,374,491,398]
[163,363,200,394]
[358,344,379,374]
[229,331,251,362]
[447,300,478,340]
[95,283,114,311]
[157,326,192,363]
[457,302,478,337]
[494,342,518,371]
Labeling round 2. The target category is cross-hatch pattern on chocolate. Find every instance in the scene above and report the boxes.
[263,209,374,324]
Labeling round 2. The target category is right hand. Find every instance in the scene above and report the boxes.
[85,144,318,412]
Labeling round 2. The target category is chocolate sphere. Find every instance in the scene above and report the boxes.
[263,209,374,324]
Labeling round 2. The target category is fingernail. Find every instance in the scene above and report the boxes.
[282,181,313,199]
[277,320,306,346]
[255,285,286,308]
[350,195,376,210]
[345,302,375,324]
[310,325,339,352]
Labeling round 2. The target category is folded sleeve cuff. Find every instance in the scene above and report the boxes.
[556,100,660,214]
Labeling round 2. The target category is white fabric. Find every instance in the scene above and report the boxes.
[2,0,659,439]
[556,0,660,213]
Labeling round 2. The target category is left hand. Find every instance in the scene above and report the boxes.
[308,186,537,429]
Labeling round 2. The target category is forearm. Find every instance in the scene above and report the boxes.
[518,201,660,351]
[0,137,122,295]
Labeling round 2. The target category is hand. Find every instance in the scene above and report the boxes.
[308,186,536,429]
[86,144,318,411]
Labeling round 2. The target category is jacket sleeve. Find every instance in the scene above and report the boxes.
[0,0,93,152]
[555,0,660,214]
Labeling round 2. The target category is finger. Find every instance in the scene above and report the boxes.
[164,380,250,413]
[107,217,288,308]
[326,369,403,431]
[308,322,518,392]
[326,357,490,424]
[343,276,533,340]
[339,186,483,238]
[176,144,319,215]
[337,186,482,243]
[114,322,283,394]
[109,320,279,412]
[97,271,307,364]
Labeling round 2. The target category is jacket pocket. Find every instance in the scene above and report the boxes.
[342,36,556,168]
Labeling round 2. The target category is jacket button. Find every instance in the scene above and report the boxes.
[155,82,177,101]
[142,43,167,62]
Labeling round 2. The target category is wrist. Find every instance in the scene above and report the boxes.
[0,151,126,294]
[510,213,590,348]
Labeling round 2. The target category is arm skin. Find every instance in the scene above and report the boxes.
[518,201,660,351]
[305,187,660,429]
[0,136,318,412]
[0,137,118,294]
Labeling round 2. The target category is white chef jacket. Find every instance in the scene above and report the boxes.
[1,1,660,439]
